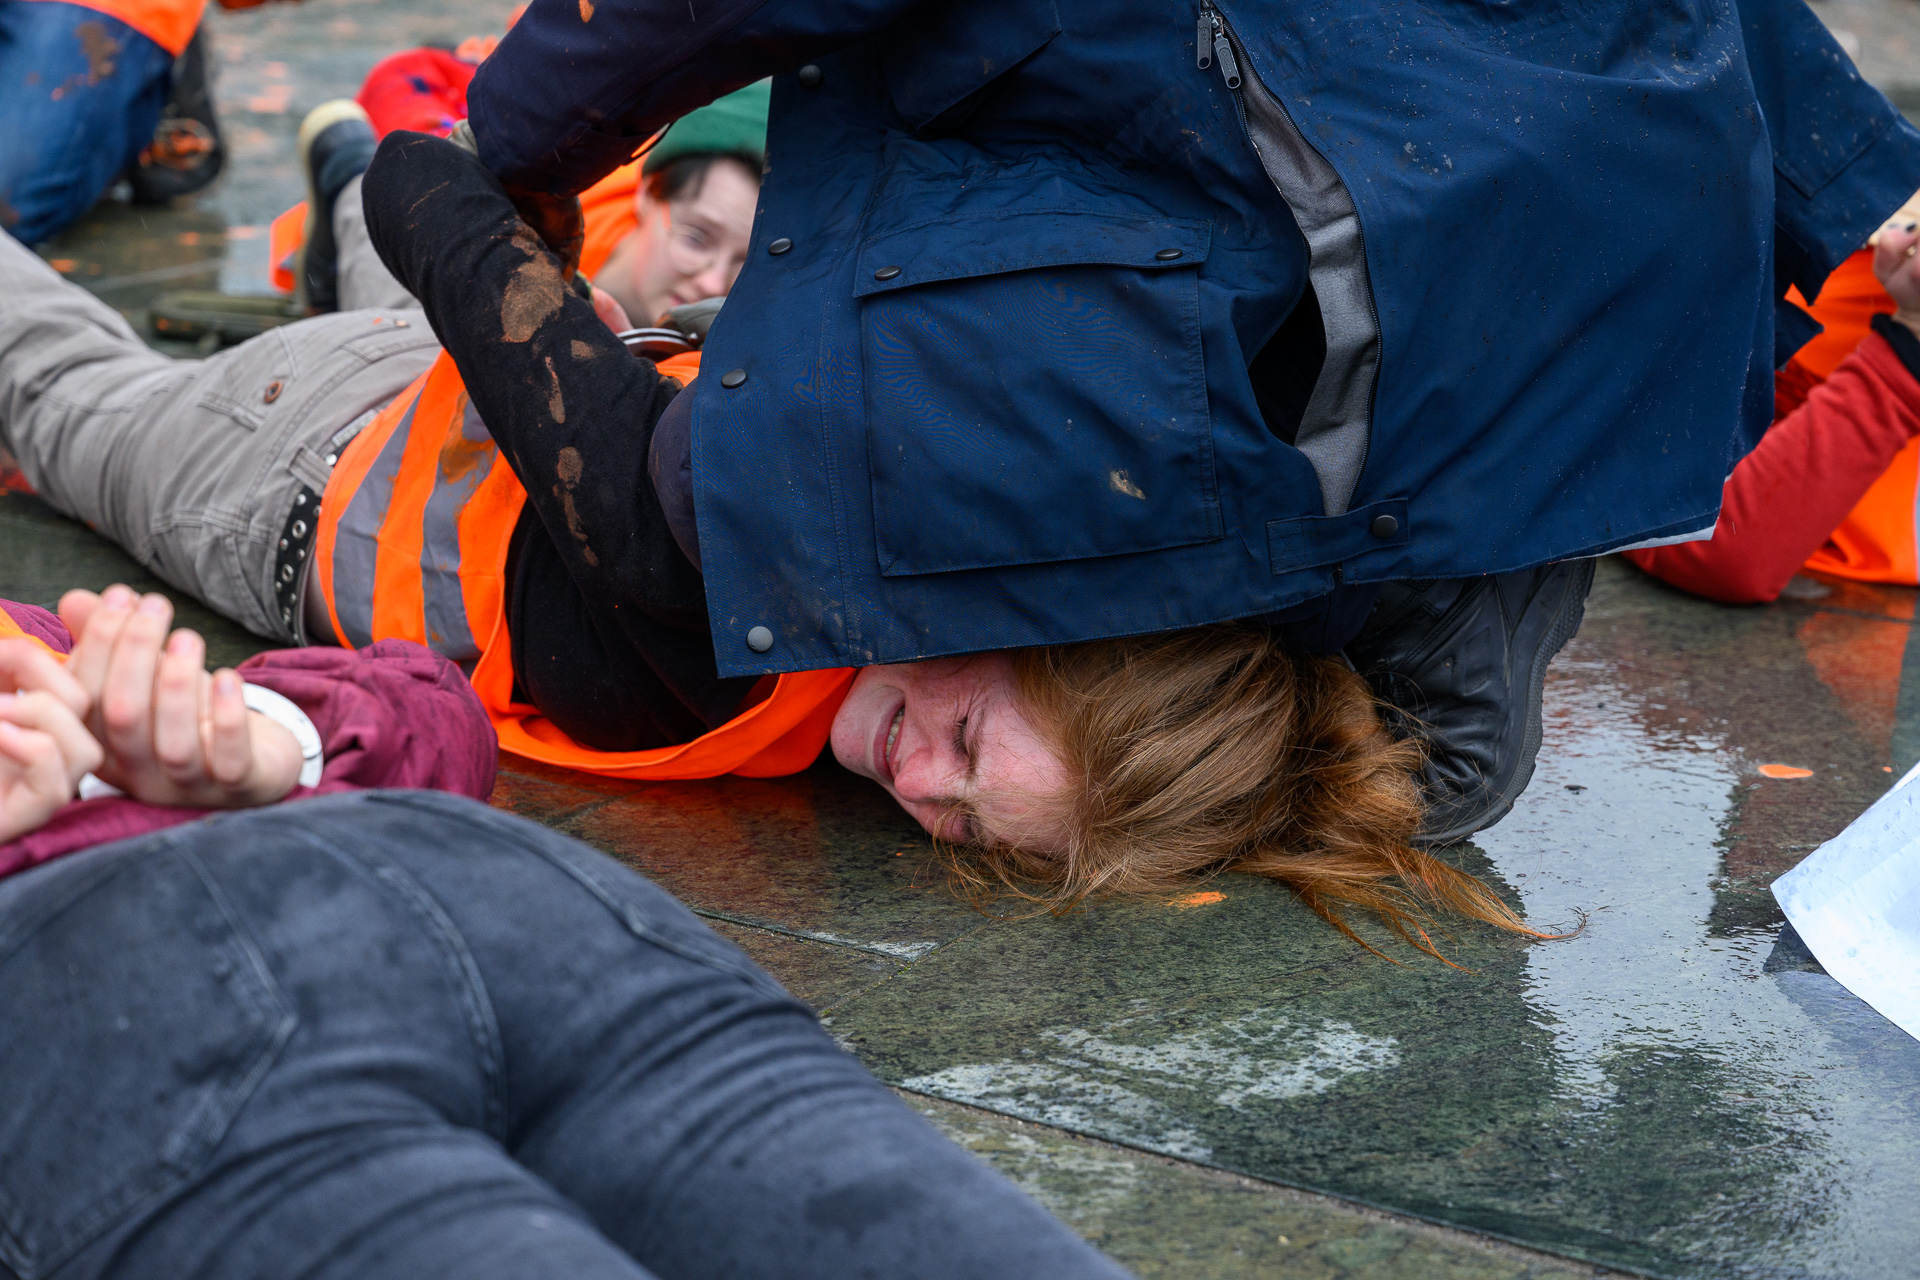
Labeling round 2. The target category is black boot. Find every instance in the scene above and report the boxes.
[126,23,225,204]
[294,100,378,313]
[1345,558,1596,846]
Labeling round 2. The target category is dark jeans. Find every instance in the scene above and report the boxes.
[0,0,174,244]
[0,792,1130,1280]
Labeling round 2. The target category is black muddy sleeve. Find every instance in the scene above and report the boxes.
[359,130,755,745]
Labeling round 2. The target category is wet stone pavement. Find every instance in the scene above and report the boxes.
[10,0,1920,1275]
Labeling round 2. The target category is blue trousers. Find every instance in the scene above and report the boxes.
[0,0,174,244]
[0,792,1131,1280]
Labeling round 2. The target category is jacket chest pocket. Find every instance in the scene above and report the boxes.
[857,211,1220,577]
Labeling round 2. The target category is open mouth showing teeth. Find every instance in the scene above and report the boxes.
[885,706,904,766]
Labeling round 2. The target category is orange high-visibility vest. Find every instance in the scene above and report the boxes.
[312,350,856,778]
[1790,249,1920,585]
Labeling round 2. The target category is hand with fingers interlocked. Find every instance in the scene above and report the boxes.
[0,639,102,843]
[0,585,310,843]
[54,586,306,810]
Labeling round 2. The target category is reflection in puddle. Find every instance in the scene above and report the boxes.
[902,1006,1400,1162]
[1475,663,1920,1276]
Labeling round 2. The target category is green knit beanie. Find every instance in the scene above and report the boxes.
[642,80,771,175]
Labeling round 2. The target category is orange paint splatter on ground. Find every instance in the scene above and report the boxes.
[47,259,75,272]
[177,232,200,246]
[1759,764,1815,779]
[1171,891,1226,909]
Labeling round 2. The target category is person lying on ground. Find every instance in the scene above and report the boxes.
[1625,207,1920,604]
[293,71,763,326]
[0,757,1132,1279]
[0,133,1542,959]
[460,0,1920,862]
[0,584,494,865]
[0,0,288,245]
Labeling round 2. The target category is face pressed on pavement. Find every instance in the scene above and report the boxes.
[829,655,1074,855]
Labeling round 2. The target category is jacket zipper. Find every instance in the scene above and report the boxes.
[1196,3,1242,89]
[1197,3,1248,131]
[1196,1,1385,525]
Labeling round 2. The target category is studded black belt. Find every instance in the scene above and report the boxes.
[272,484,322,638]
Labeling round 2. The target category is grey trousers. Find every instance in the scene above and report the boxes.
[0,231,438,643]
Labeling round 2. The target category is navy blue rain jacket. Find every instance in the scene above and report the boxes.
[468,0,1920,677]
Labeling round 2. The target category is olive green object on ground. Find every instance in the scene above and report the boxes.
[148,290,304,345]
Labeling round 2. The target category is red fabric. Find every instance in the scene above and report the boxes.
[356,48,480,140]
[0,634,498,878]
[1623,332,1920,603]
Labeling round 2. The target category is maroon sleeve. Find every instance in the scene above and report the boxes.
[0,639,498,878]
[1,600,73,653]
[1623,332,1920,604]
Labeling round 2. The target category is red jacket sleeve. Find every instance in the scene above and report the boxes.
[0,640,498,877]
[1624,331,1920,604]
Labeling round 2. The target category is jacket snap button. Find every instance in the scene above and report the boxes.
[745,625,774,653]
[797,64,823,88]
[263,380,283,403]
[1369,514,1400,539]
[874,265,902,281]
[768,237,793,255]
[721,368,748,389]
[1155,248,1183,261]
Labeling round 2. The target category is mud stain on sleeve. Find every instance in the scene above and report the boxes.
[553,446,599,566]
[502,255,567,342]
[544,356,566,423]
[570,339,596,360]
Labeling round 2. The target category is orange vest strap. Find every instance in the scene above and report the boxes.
[472,618,855,777]
[269,202,307,295]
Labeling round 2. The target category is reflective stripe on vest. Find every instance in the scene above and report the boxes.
[314,348,858,778]
[317,352,522,663]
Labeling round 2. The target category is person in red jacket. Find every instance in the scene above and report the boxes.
[1625,212,1920,603]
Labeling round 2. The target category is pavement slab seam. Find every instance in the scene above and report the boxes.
[906,1092,1635,1280]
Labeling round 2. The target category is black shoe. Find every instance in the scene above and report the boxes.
[1345,558,1596,846]
[126,23,225,204]
[294,100,378,313]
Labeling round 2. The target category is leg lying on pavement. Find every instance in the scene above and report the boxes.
[0,230,438,641]
[0,792,1133,1280]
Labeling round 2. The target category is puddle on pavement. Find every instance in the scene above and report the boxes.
[843,564,1920,1280]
